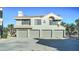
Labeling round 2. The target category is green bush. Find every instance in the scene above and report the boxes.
[2,27,8,38]
[2,33,8,38]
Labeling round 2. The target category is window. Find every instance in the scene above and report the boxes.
[49,20,58,25]
[43,20,46,23]
[22,19,30,25]
[35,19,41,25]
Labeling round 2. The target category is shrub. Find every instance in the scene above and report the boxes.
[2,33,8,38]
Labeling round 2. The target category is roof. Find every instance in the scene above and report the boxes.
[15,16,44,19]
[14,13,62,20]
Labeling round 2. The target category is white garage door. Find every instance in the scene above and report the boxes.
[30,30,40,38]
[42,30,52,38]
[17,29,28,38]
[52,30,64,38]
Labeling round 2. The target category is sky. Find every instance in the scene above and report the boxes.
[3,7,79,27]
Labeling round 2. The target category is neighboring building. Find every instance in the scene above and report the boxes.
[0,8,3,38]
[14,11,65,39]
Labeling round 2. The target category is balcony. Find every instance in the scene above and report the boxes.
[14,25,32,29]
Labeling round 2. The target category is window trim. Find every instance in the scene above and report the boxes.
[35,19,41,25]
[49,20,58,25]
[22,19,31,25]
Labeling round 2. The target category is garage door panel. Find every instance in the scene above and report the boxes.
[17,29,28,38]
[30,30,40,38]
[52,30,63,38]
[42,30,52,38]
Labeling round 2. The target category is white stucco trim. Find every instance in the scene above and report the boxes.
[43,13,63,20]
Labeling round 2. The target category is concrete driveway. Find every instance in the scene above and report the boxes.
[0,38,57,51]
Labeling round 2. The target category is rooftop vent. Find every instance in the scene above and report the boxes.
[18,11,24,16]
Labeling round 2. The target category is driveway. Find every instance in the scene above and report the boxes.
[1,38,79,51]
[0,38,57,51]
[36,38,79,51]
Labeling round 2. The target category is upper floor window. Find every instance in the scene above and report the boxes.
[43,20,46,23]
[49,20,58,25]
[35,19,41,25]
[22,19,30,25]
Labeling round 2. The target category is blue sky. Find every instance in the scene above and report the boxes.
[3,7,79,27]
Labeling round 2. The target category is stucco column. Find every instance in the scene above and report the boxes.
[51,30,52,38]
[16,29,19,39]
[40,29,42,38]
[28,29,30,38]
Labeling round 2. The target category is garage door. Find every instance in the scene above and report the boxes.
[52,30,64,38]
[30,30,40,38]
[17,29,28,38]
[42,30,52,38]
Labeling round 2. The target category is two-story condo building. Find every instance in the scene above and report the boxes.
[14,11,65,39]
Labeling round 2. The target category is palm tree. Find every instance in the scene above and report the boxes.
[61,22,66,27]
[61,22,71,37]
[75,19,79,38]
[61,22,70,37]
[65,24,71,37]
[8,24,14,36]
[69,24,75,34]
[2,27,8,38]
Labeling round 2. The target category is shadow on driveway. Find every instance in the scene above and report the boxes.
[36,38,79,51]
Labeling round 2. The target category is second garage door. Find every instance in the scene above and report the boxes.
[42,30,52,38]
[30,30,40,38]
[52,30,64,38]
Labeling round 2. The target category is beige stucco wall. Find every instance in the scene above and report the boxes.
[15,17,65,30]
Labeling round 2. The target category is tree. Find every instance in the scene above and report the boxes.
[75,19,79,38]
[69,24,75,34]
[61,22,66,27]
[61,21,76,37]
[2,27,8,38]
[0,25,3,38]
[65,24,71,37]
[61,22,69,37]
[7,24,14,36]
[61,22,70,37]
